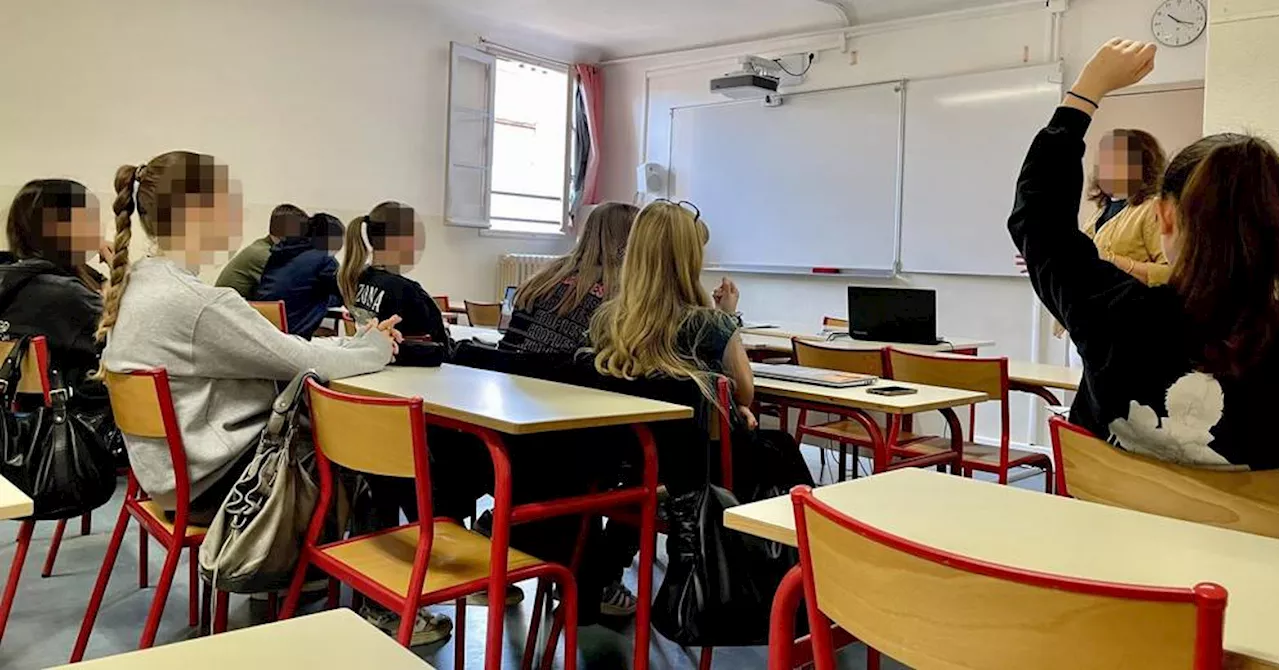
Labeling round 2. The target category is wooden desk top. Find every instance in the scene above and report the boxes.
[55,609,434,669]
[1007,360,1081,392]
[332,365,693,435]
[753,376,988,415]
[725,468,1279,665]
[0,475,33,521]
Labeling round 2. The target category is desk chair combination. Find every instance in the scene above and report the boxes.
[786,485,1230,670]
[1051,417,1279,538]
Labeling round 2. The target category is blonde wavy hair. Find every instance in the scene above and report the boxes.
[589,200,716,396]
[514,201,637,315]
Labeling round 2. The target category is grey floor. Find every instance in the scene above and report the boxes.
[0,442,1044,670]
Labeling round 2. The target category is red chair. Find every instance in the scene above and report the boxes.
[280,379,578,667]
[70,369,228,662]
[886,348,1053,489]
[786,484,1229,670]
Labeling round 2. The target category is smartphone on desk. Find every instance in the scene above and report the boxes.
[867,385,917,396]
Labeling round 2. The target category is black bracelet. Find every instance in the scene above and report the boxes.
[1066,90,1099,109]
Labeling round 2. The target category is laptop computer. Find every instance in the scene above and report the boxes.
[497,285,517,333]
[847,286,939,345]
[751,363,877,388]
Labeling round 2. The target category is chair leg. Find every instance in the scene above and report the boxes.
[201,580,212,633]
[698,647,713,670]
[1043,462,1054,494]
[81,513,91,536]
[266,592,279,622]
[138,525,148,588]
[522,578,549,670]
[868,646,881,670]
[42,519,67,578]
[558,572,579,670]
[395,596,418,647]
[455,598,466,670]
[540,604,565,670]
[837,444,848,482]
[213,590,229,634]
[138,542,184,649]
[188,546,199,627]
[326,577,340,609]
[0,521,35,642]
[70,505,132,662]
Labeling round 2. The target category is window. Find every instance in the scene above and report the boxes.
[445,43,571,234]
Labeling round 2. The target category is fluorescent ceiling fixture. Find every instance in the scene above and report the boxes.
[936,83,1060,106]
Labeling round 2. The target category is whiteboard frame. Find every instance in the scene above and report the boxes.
[665,79,907,277]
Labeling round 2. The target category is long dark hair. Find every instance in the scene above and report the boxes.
[1163,133,1278,379]
[5,178,100,287]
[1088,129,1166,209]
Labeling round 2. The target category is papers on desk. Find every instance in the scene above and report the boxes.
[751,363,877,388]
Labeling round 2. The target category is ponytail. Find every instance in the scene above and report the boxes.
[1164,134,1279,378]
[338,215,370,310]
[93,164,139,377]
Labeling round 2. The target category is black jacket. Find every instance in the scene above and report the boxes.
[350,267,449,345]
[1009,107,1277,470]
[0,259,104,398]
[252,238,341,339]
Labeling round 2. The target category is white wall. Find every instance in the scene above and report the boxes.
[599,0,1208,447]
[0,0,582,301]
[1202,0,1279,142]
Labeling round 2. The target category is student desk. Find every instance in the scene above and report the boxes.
[0,475,33,520]
[331,365,692,670]
[752,376,987,473]
[448,324,500,346]
[53,609,433,669]
[1006,360,1080,406]
[725,468,1280,670]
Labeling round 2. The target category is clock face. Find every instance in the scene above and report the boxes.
[1152,0,1207,47]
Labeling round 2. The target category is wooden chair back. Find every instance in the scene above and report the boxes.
[465,301,502,328]
[886,348,1007,399]
[103,368,194,514]
[249,300,288,333]
[433,295,450,313]
[306,379,425,479]
[0,336,52,401]
[821,316,848,330]
[1051,417,1279,538]
[791,486,1228,670]
[792,339,884,376]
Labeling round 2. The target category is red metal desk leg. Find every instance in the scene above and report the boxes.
[767,566,804,670]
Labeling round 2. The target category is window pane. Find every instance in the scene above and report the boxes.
[490,58,567,218]
[491,192,562,223]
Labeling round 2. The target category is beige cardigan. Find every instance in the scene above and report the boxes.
[1084,198,1172,286]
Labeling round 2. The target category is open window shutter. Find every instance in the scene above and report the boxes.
[445,42,496,228]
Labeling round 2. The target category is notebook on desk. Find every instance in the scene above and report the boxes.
[751,363,878,388]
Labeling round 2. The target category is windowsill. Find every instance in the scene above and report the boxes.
[479,227,565,240]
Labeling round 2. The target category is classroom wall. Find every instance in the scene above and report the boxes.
[0,0,582,301]
[598,0,1209,448]
[1202,0,1279,143]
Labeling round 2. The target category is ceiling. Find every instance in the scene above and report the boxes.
[428,0,1017,60]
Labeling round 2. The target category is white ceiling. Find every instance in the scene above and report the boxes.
[428,0,1018,60]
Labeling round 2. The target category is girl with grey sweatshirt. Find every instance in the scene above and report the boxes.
[96,151,398,522]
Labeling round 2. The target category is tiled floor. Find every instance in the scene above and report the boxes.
[0,443,1044,669]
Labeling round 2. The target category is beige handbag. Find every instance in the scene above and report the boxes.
[199,370,320,593]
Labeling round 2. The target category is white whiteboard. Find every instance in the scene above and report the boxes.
[668,82,902,273]
[899,64,1062,276]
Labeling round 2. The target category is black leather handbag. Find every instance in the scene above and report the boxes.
[0,336,117,520]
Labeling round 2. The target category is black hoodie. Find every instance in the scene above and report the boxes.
[252,238,341,339]
[0,258,103,398]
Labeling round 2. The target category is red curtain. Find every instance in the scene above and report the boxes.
[576,63,604,207]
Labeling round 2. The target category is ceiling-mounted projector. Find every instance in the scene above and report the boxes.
[710,55,781,99]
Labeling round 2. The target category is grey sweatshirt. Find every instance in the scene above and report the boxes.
[102,257,392,509]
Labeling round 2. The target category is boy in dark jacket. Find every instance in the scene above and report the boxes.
[252,213,345,338]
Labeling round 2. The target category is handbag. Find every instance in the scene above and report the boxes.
[198,369,321,593]
[0,338,118,520]
[651,427,810,647]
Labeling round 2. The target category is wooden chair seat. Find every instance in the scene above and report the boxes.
[896,437,1051,470]
[318,521,543,597]
[801,419,927,448]
[136,500,208,539]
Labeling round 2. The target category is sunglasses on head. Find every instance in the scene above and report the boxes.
[653,198,701,223]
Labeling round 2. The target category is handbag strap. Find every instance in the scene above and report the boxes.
[0,334,33,403]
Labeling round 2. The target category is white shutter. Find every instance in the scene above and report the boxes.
[444,42,496,228]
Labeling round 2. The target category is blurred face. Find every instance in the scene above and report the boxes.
[162,172,244,271]
[1097,134,1144,198]
[43,194,102,258]
[373,209,425,269]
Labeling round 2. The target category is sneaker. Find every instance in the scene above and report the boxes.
[600,581,637,618]
[361,605,453,647]
[466,584,525,606]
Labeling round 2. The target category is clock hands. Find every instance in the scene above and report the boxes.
[1163,13,1193,26]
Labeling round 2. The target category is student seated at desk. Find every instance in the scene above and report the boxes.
[337,201,449,345]
[1010,39,1278,470]
[215,203,308,298]
[499,202,637,354]
[1,179,107,405]
[253,212,344,338]
[98,151,398,525]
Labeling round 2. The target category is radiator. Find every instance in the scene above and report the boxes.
[496,254,557,296]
